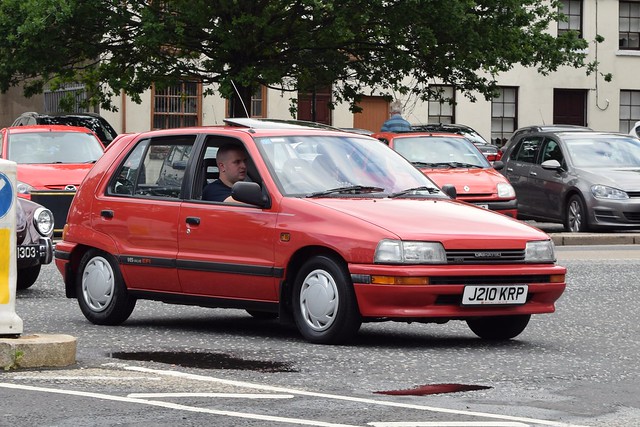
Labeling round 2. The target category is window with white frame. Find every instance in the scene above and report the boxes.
[558,0,582,38]
[620,90,640,132]
[620,1,640,49]
[152,81,202,129]
[226,86,267,118]
[427,85,455,124]
[491,87,517,144]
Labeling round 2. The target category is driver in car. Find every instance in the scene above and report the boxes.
[202,144,248,202]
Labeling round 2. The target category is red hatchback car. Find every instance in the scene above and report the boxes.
[373,132,518,218]
[54,118,565,344]
[1,125,105,233]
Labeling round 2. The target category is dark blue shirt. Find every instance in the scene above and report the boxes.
[381,114,411,132]
[202,179,232,202]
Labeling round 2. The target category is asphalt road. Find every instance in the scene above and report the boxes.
[2,246,640,426]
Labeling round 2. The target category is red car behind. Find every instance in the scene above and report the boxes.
[373,131,517,218]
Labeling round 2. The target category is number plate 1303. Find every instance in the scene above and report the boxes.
[462,285,528,305]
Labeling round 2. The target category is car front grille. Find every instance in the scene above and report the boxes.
[445,249,525,264]
[30,190,76,234]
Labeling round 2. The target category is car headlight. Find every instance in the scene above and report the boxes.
[16,180,33,195]
[33,207,54,236]
[525,240,555,263]
[375,240,446,264]
[497,182,515,198]
[591,185,628,200]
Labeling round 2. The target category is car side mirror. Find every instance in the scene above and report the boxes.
[541,159,562,170]
[441,184,457,199]
[491,160,505,170]
[232,181,270,208]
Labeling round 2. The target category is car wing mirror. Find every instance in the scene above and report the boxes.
[491,160,505,170]
[541,159,562,170]
[232,181,271,208]
[441,184,457,199]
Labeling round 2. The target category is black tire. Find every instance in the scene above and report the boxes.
[292,255,362,344]
[76,249,136,325]
[246,310,278,320]
[467,314,531,340]
[16,265,41,290]
[564,194,588,232]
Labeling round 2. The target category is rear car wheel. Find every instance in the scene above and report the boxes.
[76,249,136,325]
[466,314,531,340]
[292,255,362,344]
[564,194,588,232]
[16,265,41,290]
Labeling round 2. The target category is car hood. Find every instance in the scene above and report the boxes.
[577,167,640,191]
[303,197,546,248]
[417,167,505,195]
[17,163,94,189]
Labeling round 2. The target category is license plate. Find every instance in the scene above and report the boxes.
[17,245,39,260]
[462,285,528,305]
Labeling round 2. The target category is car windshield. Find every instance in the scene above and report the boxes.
[7,132,104,164]
[565,135,640,168]
[393,136,490,168]
[256,135,442,197]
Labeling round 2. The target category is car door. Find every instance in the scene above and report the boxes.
[176,135,280,301]
[503,136,543,215]
[525,137,567,221]
[93,135,197,293]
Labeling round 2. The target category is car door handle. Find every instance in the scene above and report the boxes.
[186,217,200,226]
[506,167,513,172]
[100,210,114,219]
[529,171,537,176]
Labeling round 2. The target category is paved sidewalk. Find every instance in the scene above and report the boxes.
[527,221,640,246]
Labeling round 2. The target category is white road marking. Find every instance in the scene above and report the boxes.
[12,376,161,381]
[369,422,528,426]
[128,392,294,399]
[119,365,589,427]
[0,382,358,427]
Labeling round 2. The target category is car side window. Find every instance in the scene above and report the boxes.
[511,136,543,164]
[541,139,564,165]
[109,136,195,199]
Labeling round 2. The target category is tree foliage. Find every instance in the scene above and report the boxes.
[0,0,590,115]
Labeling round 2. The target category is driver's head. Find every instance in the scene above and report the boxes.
[217,144,247,186]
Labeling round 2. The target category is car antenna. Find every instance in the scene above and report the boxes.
[230,80,250,118]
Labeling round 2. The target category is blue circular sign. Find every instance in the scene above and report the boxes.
[0,172,14,219]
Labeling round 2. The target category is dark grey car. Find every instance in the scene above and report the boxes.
[501,130,640,232]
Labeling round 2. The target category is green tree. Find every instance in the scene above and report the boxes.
[0,0,590,116]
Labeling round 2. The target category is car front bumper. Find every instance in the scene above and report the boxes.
[17,237,54,269]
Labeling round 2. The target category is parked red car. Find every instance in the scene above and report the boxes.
[373,131,517,218]
[54,118,565,344]
[1,125,105,233]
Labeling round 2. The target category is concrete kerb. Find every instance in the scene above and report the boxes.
[0,334,77,370]
[550,233,640,246]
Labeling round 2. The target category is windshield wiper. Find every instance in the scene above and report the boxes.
[411,161,440,167]
[389,186,441,198]
[307,185,385,198]
[428,162,482,169]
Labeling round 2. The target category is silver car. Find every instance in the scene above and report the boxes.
[501,130,640,232]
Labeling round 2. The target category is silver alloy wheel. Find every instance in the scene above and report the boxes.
[81,255,115,312]
[299,268,339,332]
[568,199,583,232]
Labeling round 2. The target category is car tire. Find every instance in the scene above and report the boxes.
[466,314,531,340]
[76,249,136,325]
[16,265,41,290]
[564,194,588,232]
[292,255,362,344]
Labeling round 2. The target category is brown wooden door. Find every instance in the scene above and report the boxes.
[553,89,587,126]
[354,96,389,133]
[297,87,332,125]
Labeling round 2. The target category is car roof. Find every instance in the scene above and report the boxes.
[374,131,467,138]
[4,124,97,134]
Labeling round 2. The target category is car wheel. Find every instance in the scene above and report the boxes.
[76,249,136,325]
[16,265,41,290]
[564,194,588,232]
[292,255,362,344]
[466,314,531,340]
[246,310,278,320]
